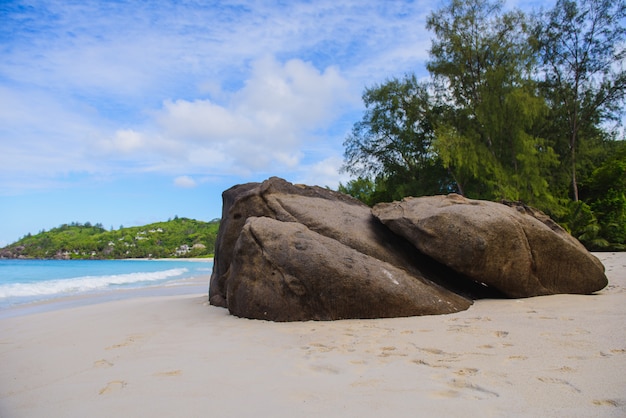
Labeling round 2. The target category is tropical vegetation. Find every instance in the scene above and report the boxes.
[0,217,220,259]
[340,0,626,250]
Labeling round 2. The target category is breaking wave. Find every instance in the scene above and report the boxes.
[0,268,189,299]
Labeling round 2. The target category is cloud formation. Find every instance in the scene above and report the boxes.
[173,176,197,189]
[155,57,351,173]
[0,0,436,193]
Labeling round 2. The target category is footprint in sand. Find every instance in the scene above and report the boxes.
[93,359,114,368]
[537,376,581,393]
[455,368,479,376]
[465,316,492,323]
[448,324,471,332]
[308,343,335,353]
[419,347,445,355]
[448,379,499,398]
[432,389,459,398]
[410,358,451,369]
[599,348,626,357]
[105,334,144,350]
[309,363,340,374]
[350,378,383,388]
[154,370,182,377]
[432,379,499,399]
[562,328,591,337]
[592,399,620,407]
[379,346,406,358]
[99,380,126,395]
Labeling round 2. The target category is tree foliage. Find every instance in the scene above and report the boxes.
[426,0,558,205]
[337,177,378,206]
[342,75,453,202]
[533,0,626,201]
[581,141,626,246]
[342,0,626,249]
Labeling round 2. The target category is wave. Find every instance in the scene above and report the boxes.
[0,268,189,299]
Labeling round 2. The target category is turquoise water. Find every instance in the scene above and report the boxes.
[0,259,213,310]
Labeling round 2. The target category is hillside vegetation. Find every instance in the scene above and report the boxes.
[0,217,220,259]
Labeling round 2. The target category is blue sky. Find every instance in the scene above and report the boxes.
[0,0,553,246]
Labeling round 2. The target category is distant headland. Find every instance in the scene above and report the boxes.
[0,217,219,260]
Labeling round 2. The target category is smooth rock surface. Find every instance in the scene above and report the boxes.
[372,194,608,298]
[227,217,471,321]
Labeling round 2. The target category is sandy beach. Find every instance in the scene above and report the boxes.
[1,253,625,417]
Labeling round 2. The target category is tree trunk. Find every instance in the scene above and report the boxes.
[571,105,579,202]
[571,144,578,201]
[449,167,465,196]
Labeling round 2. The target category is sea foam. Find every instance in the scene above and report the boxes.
[0,268,189,299]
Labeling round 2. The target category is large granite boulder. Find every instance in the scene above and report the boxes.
[209,177,474,318]
[210,178,607,321]
[209,177,368,307]
[227,217,471,321]
[372,194,608,298]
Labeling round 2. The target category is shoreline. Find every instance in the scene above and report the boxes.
[0,258,214,318]
[0,275,211,320]
[1,253,624,417]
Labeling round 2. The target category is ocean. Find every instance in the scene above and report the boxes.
[0,258,213,312]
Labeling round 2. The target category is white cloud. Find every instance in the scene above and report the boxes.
[102,129,145,154]
[297,156,352,189]
[152,56,352,175]
[173,175,197,188]
[29,55,353,182]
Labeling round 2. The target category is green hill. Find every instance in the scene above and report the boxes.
[0,217,220,259]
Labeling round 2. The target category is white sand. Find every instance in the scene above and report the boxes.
[1,253,625,418]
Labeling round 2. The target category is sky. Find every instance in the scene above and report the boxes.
[0,0,554,246]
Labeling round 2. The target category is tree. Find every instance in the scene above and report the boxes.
[337,177,377,206]
[426,0,557,206]
[582,141,626,245]
[533,0,626,201]
[342,74,452,202]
